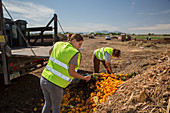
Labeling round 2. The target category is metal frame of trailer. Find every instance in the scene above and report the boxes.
[0,0,59,85]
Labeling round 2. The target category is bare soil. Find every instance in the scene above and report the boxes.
[0,36,170,113]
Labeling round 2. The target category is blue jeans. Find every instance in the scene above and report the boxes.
[40,76,63,113]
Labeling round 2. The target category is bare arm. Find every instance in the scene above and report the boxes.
[69,64,91,81]
[105,61,112,73]
[49,47,53,55]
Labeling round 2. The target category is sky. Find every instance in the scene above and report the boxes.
[2,0,170,34]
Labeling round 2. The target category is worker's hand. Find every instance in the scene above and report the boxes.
[84,74,91,82]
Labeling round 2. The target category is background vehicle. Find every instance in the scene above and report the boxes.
[89,34,94,38]
[105,35,111,40]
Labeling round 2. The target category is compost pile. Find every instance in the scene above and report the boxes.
[38,72,135,113]
[127,40,159,49]
[95,50,170,113]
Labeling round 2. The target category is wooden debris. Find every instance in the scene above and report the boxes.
[137,90,148,103]
[167,99,170,113]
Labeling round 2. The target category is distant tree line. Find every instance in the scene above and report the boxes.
[31,31,170,36]
[57,32,125,36]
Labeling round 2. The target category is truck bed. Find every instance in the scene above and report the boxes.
[11,46,51,57]
[0,46,51,81]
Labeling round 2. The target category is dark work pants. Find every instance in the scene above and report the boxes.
[93,55,110,73]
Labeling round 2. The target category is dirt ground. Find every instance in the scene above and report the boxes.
[0,36,170,113]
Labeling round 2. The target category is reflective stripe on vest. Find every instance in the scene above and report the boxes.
[49,56,68,70]
[98,48,101,60]
[49,56,78,72]
[98,47,105,60]
[46,65,73,82]
[102,47,106,60]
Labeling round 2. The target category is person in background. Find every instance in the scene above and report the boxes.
[126,35,128,41]
[93,47,121,74]
[40,34,91,113]
[134,37,136,41]
[146,37,149,40]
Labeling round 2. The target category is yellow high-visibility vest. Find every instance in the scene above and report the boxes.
[42,42,81,88]
[95,47,113,60]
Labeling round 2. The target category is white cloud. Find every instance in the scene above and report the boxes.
[3,0,55,27]
[128,24,170,30]
[62,23,119,33]
[148,9,170,15]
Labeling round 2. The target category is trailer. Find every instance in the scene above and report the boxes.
[0,0,60,85]
[0,46,51,82]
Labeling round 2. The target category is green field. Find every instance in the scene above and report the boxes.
[130,35,170,40]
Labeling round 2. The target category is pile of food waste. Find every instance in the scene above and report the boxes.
[36,72,136,113]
